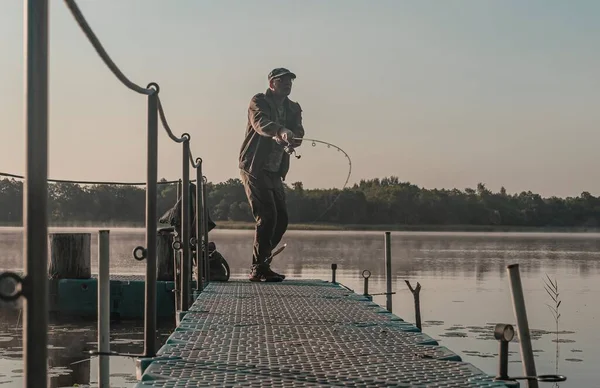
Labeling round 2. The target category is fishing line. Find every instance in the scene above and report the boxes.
[284,137,352,224]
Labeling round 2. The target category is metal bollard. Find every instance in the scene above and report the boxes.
[494,324,514,381]
[98,230,110,388]
[492,322,565,386]
[331,263,337,284]
[362,270,371,296]
[384,231,392,312]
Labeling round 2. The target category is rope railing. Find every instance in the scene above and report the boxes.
[63,0,155,96]
[0,171,188,186]
[63,0,198,160]
[157,96,188,143]
[192,157,202,169]
[0,2,215,386]
[61,0,209,359]
[157,97,201,168]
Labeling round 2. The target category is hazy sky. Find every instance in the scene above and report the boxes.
[1,0,599,198]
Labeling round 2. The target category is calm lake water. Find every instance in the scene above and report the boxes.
[1,227,598,387]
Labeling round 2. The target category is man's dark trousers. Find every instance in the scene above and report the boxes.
[240,170,288,266]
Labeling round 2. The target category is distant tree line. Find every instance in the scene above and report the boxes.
[1,176,599,228]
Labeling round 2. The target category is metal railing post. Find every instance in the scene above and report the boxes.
[195,159,204,291]
[384,231,392,312]
[202,176,210,284]
[98,230,110,388]
[143,86,159,357]
[181,140,191,311]
[25,1,49,386]
[507,264,538,388]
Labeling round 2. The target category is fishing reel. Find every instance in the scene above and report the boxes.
[284,144,301,159]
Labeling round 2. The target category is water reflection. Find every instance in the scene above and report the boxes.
[2,228,600,280]
[1,228,599,387]
[48,322,92,388]
[0,306,175,387]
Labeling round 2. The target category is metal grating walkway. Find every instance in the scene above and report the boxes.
[135,280,510,387]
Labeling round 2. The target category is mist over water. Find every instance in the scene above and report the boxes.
[1,227,598,387]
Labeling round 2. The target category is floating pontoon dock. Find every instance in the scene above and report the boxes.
[134,279,511,387]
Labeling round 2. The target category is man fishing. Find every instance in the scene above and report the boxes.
[238,68,305,282]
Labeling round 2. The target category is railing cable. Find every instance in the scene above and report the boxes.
[157,96,188,143]
[0,172,188,186]
[63,0,155,96]
[64,0,202,178]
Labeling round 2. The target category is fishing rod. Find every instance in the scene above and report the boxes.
[283,137,353,224]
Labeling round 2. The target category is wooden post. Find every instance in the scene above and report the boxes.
[157,230,174,281]
[48,233,91,279]
[405,280,422,331]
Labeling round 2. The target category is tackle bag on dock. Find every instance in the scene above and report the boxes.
[202,241,231,282]
[158,182,230,282]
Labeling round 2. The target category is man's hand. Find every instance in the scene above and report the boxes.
[290,137,303,148]
[277,128,295,145]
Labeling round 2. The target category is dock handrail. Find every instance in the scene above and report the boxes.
[62,0,210,355]
[0,171,191,186]
[0,1,213,387]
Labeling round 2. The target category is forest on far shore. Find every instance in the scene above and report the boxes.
[1,176,599,230]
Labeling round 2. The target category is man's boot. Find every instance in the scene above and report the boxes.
[248,263,283,282]
[263,244,286,279]
[264,266,286,280]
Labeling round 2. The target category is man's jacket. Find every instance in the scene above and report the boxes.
[238,89,305,180]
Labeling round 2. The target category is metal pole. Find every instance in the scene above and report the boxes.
[507,264,538,388]
[195,160,204,291]
[331,263,337,284]
[202,176,210,283]
[98,230,110,388]
[384,231,392,312]
[497,340,509,380]
[144,88,158,357]
[181,141,191,311]
[175,175,181,309]
[175,175,181,308]
[173,249,180,312]
[24,1,49,387]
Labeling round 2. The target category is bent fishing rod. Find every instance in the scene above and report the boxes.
[283,137,353,224]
